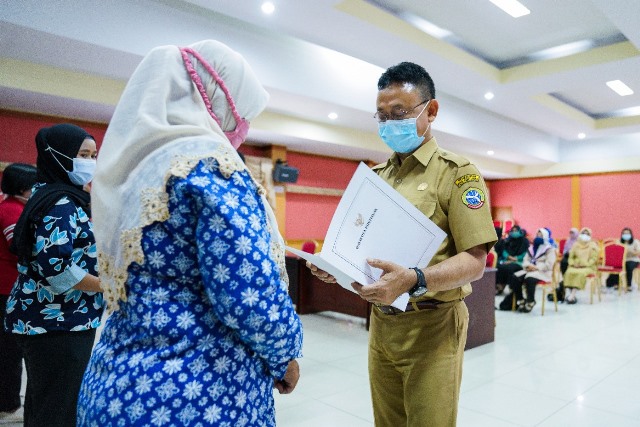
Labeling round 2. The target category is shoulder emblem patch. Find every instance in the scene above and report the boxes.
[461,187,485,209]
[455,174,480,187]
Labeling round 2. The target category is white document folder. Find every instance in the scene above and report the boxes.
[287,162,446,311]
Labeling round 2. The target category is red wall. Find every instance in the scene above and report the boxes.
[0,110,107,164]
[489,172,640,241]
[287,152,359,189]
[238,144,269,158]
[580,173,640,239]
[286,192,342,240]
[234,147,361,240]
[489,176,573,240]
[284,152,360,240]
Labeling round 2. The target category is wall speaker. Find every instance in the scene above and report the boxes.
[273,159,299,183]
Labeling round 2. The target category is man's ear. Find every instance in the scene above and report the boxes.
[427,99,439,121]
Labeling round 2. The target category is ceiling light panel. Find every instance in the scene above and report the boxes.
[261,2,275,15]
[488,0,531,18]
[606,80,634,96]
[366,0,624,68]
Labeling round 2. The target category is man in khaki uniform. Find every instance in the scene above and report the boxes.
[310,62,496,426]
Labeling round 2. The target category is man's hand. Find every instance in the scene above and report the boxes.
[274,360,300,394]
[306,261,337,284]
[351,258,415,305]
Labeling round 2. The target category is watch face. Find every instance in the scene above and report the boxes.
[410,286,428,298]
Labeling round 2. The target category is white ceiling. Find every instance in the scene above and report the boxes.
[1,0,639,178]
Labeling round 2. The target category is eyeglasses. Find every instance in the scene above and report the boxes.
[374,100,429,123]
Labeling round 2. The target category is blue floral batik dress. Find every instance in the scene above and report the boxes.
[78,159,303,427]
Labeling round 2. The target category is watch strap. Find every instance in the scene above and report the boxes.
[410,267,427,293]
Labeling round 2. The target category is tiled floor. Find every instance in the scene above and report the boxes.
[274,287,640,427]
[4,287,640,426]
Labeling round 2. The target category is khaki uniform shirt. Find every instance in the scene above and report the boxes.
[372,137,497,302]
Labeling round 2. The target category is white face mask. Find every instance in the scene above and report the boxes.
[68,158,97,186]
[579,234,591,242]
[47,145,97,185]
[622,233,632,241]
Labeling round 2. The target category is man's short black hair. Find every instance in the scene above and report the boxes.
[377,62,436,101]
[1,163,37,196]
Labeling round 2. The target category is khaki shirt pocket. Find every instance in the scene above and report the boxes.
[405,198,437,220]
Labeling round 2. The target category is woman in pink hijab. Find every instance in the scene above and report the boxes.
[78,40,303,426]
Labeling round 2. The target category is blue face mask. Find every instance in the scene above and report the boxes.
[533,237,544,246]
[47,145,96,186]
[378,101,430,153]
[67,158,97,186]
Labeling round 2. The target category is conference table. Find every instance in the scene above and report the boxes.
[286,256,496,350]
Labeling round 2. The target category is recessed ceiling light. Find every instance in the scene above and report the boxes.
[487,150,495,155]
[606,80,634,96]
[578,133,586,139]
[484,92,494,100]
[261,2,275,15]
[489,0,530,18]
[328,112,338,120]
[399,13,453,39]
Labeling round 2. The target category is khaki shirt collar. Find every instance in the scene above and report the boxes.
[386,137,439,169]
[373,137,440,172]
[412,137,439,167]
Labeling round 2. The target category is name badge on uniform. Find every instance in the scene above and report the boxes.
[417,183,428,191]
[455,174,480,187]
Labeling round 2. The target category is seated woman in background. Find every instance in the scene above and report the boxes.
[510,228,556,313]
[560,228,579,278]
[551,227,579,302]
[495,225,529,295]
[563,227,599,304]
[606,227,640,291]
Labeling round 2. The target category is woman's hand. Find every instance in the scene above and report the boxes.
[306,262,336,284]
[274,360,300,394]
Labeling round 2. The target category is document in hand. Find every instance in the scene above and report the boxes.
[286,162,446,311]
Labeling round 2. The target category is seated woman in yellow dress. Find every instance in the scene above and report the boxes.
[563,227,599,304]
